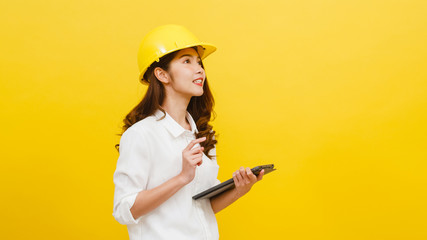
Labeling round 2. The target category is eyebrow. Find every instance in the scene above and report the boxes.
[178,54,201,60]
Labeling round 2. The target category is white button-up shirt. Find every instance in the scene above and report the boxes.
[113,109,220,240]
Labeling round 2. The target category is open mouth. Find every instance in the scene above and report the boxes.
[193,78,203,86]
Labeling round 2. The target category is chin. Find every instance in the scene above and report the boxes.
[192,90,204,97]
[194,92,204,97]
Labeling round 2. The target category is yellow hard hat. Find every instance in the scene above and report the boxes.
[137,24,217,84]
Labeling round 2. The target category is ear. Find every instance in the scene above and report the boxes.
[154,67,170,84]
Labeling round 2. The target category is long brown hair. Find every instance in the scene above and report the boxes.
[116,48,217,159]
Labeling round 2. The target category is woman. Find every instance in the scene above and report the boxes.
[113,24,264,240]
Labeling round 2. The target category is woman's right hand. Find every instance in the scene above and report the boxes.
[179,137,206,184]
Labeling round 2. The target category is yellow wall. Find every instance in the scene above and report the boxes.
[1,0,426,239]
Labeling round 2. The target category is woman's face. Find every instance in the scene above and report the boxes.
[166,47,206,98]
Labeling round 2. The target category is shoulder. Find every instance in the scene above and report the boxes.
[121,115,161,141]
[129,115,158,131]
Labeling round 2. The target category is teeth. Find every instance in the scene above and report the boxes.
[193,79,202,83]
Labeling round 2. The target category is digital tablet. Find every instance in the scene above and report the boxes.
[192,164,276,200]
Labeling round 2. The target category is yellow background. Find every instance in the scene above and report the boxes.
[1,0,426,239]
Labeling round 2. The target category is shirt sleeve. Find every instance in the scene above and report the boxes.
[113,128,151,225]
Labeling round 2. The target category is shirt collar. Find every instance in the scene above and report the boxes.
[153,109,199,138]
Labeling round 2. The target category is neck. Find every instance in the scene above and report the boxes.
[161,94,191,130]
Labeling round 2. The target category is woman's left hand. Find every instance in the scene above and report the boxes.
[232,167,264,199]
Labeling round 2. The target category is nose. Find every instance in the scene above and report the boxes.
[195,64,204,75]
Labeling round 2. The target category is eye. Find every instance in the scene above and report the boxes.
[184,59,191,63]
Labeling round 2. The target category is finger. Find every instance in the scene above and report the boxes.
[191,153,203,160]
[257,169,265,181]
[197,159,203,166]
[246,167,257,182]
[240,167,250,184]
[185,137,206,151]
[235,170,243,185]
[191,158,203,166]
[189,147,204,155]
[232,171,240,186]
[191,153,203,164]
[233,171,242,187]
[189,158,202,166]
